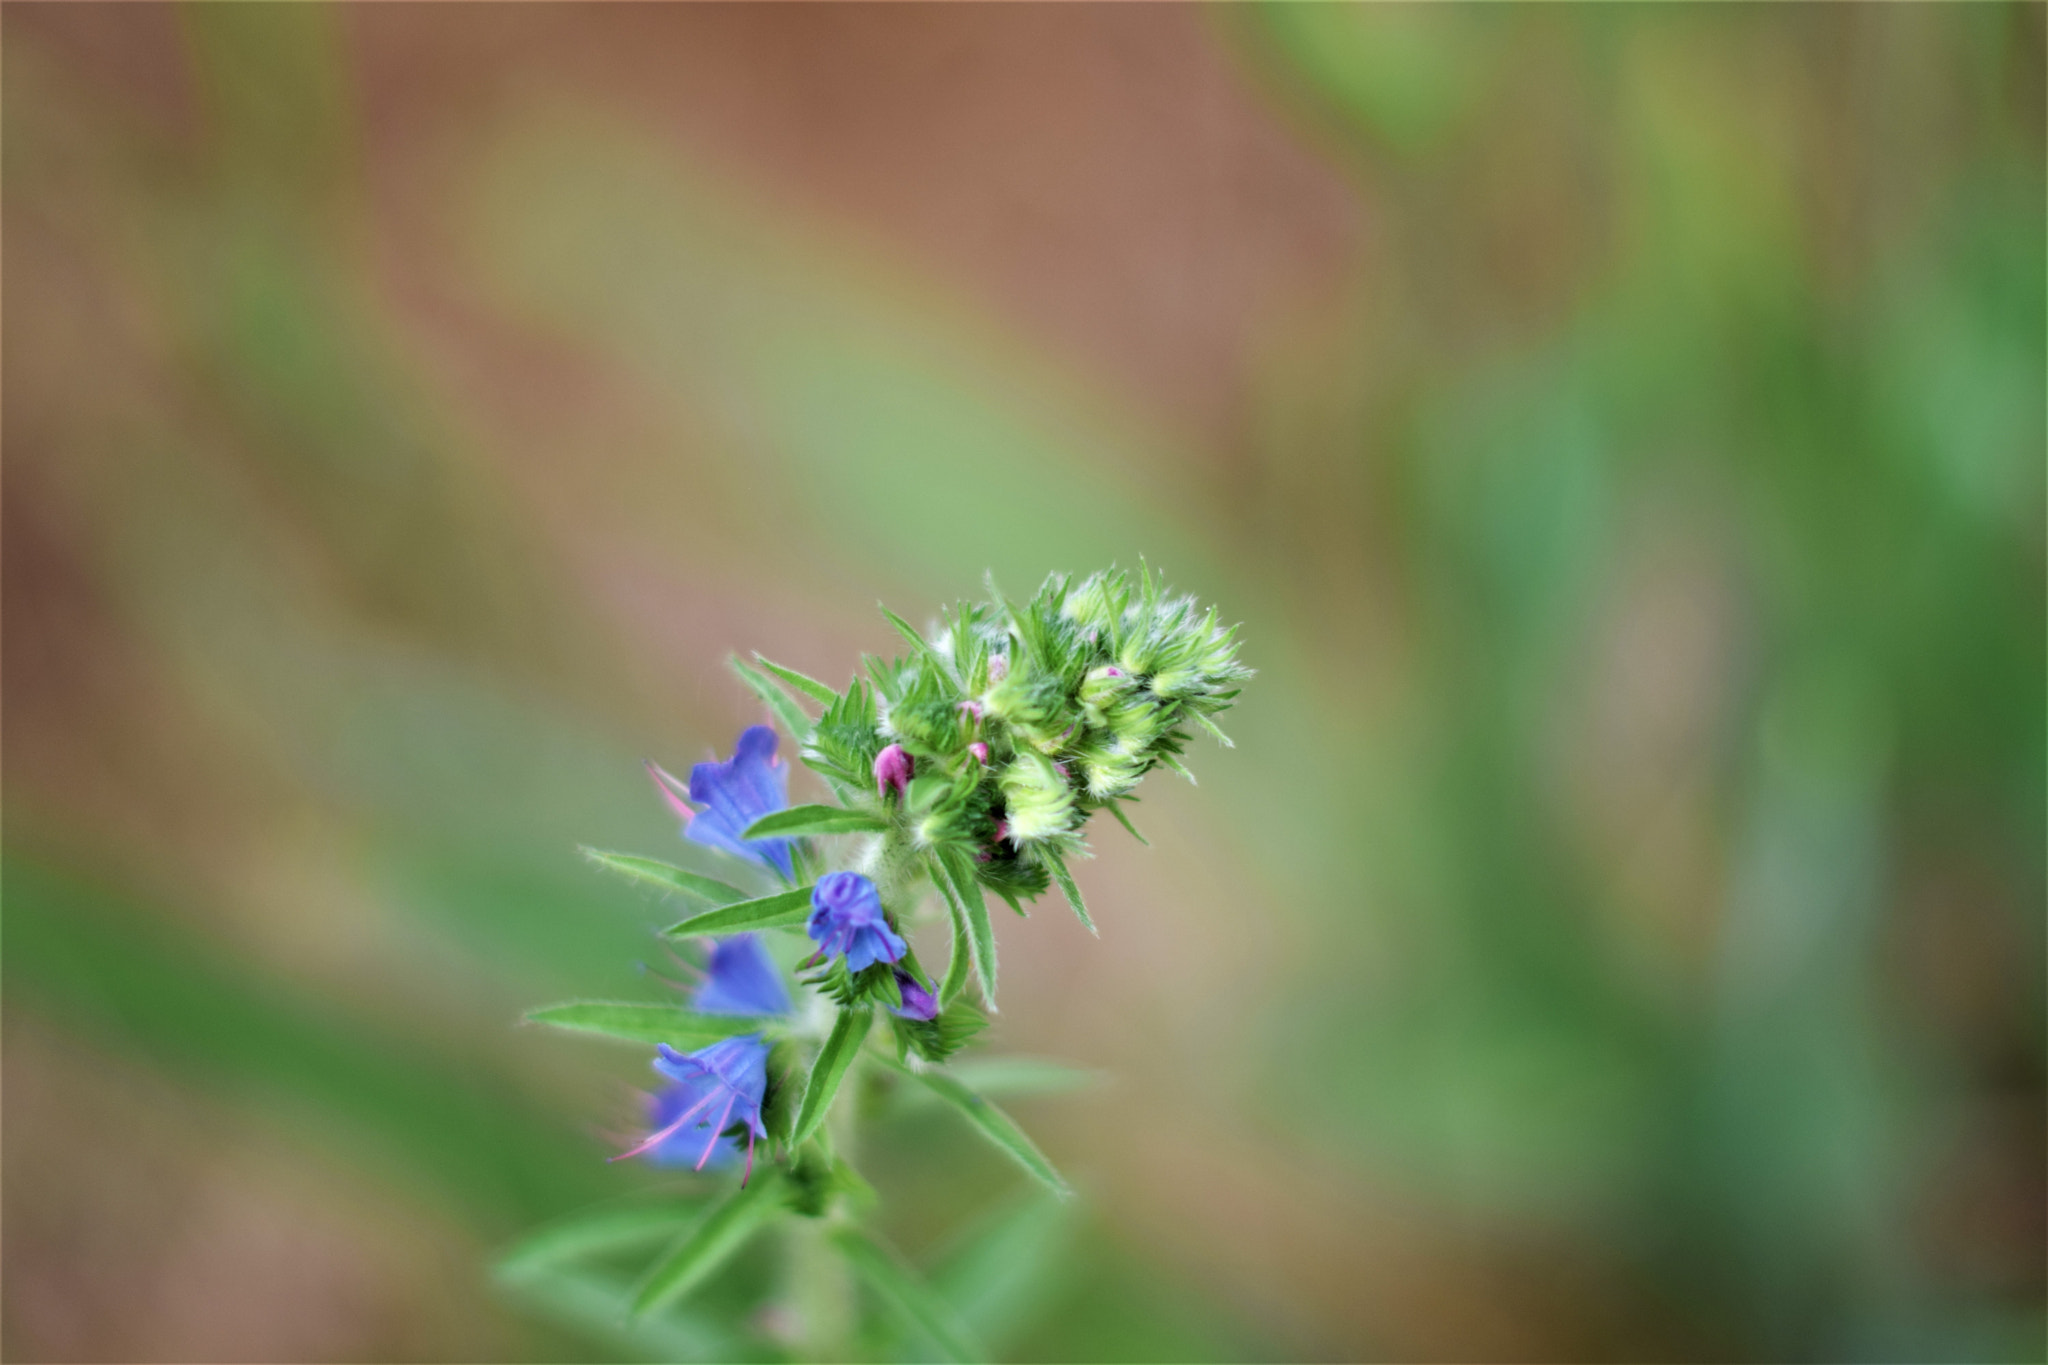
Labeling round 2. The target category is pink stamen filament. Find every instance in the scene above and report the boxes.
[695,1093,739,1171]
[645,761,696,826]
[610,1083,721,1163]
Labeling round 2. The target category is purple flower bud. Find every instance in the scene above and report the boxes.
[890,970,939,1021]
[1104,667,1124,678]
[873,744,914,798]
[969,741,990,765]
[959,699,985,721]
[807,871,908,972]
[988,654,1009,683]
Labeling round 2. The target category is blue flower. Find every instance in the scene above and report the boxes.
[647,725,794,878]
[691,934,792,1018]
[617,1034,771,1179]
[889,969,939,1021]
[807,871,907,973]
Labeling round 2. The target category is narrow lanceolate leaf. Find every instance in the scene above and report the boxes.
[526,1002,755,1048]
[742,804,890,840]
[730,655,814,741]
[791,1007,872,1148]
[630,1171,783,1317]
[581,848,745,906]
[663,885,815,938]
[1104,800,1148,847]
[496,1201,705,1277]
[829,1226,985,1364]
[938,887,972,1007]
[753,655,838,706]
[880,1056,1071,1200]
[878,604,935,659]
[1190,711,1235,748]
[1041,848,1097,937]
[937,849,998,1011]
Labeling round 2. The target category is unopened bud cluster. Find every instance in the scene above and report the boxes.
[806,567,1250,917]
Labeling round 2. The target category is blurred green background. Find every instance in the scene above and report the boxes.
[4,5,2042,1361]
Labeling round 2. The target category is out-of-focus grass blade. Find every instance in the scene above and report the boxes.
[791,1007,872,1148]
[936,848,998,1010]
[663,886,814,938]
[829,1225,985,1364]
[742,805,889,839]
[933,1194,1075,1352]
[582,848,746,906]
[947,1057,1104,1099]
[754,655,838,706]
[630,1171,784,1318]
[525,1002,752,1048]
[496,1201,705,1277]
[730,655,814,741]
[1041,848,1096,937]
[878,1057,1071,1199]
[495,1261,734,1362]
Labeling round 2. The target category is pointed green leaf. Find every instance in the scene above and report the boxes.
[938,885,973,1007]
[526,1001,755,1048]
[730,655,814,741]
[936,849,998,1010]
[581,848,745,905]
[663,885,815,937]
[878,1056,1071,1199]
[496,1201,704,1277]
[879,604,934,658]
[742,804,890,840]
[754,655,839,706]
[1104,800,1148,846]
[791,1007,872,1148]
[829,1227,985,1364]
[1190,711,1235,748]
[1041,849,1096,937]
[630,1171,784,1317]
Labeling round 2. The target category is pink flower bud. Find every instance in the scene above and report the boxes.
[988,654,1009,683]
[969,742,990,765]
[873,744,914,798]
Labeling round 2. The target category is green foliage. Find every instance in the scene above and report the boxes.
[830,1226,985,1364]
[629,1172,785,1317]
[496,1201,707,1278]
[753,655,839,707]
[878,1056,1073,1200]
[581,848,746,906]
[1041,847,1096,936]
[525,1001,756,1048]
[742,804,890,839]
[729,655,814,741]
[662,885,816,937]
[933,849,999,1009]
[892,997,988,1066]
[790,1006,873,1149]
[802,678,885,794]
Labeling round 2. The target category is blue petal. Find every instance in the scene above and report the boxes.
[692,934,793,1017]
[683,727,794,877]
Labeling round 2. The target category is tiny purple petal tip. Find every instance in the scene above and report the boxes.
[873,744,914,798]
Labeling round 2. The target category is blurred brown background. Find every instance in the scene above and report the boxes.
[5,4,2043,1361]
